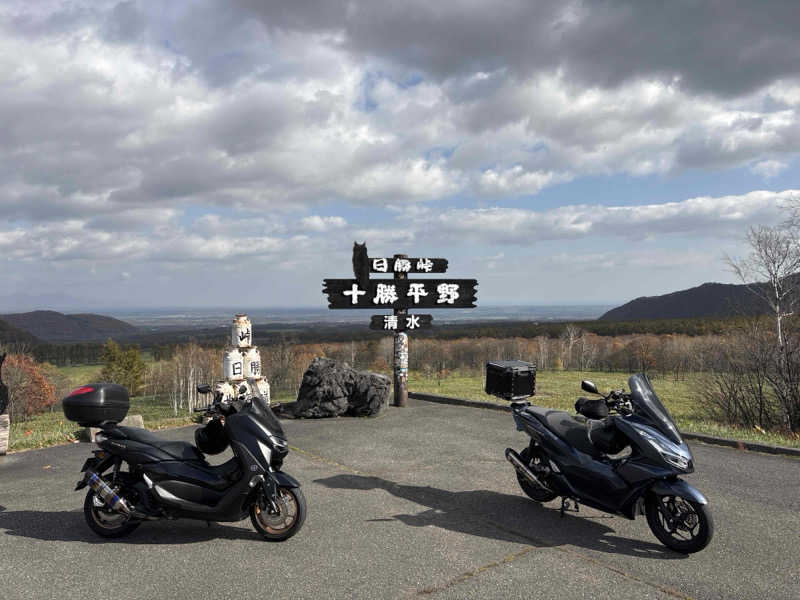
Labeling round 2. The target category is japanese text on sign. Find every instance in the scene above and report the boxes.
[370,257,448,273]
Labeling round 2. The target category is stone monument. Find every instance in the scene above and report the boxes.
[219,314,270,404]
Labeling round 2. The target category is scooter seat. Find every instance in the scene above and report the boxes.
[523,407,601,457]
[115,426,205,461]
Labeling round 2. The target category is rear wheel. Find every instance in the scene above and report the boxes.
[83,473,141,539]
[516,447,558,502]
[250,486,306,541]
[646,494,713,553]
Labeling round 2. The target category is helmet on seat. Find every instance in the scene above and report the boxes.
[194,418,229,455]
[575,397,609,420]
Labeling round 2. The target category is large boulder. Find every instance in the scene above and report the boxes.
[284,357,390,418]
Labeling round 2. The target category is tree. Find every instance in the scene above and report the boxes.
[727,226,800,347]
[1,354,57,421]
[726,221,800,432]
[560,324,584,370]
[100,340,147,396]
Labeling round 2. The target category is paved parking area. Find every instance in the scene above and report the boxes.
[1,399,798,599]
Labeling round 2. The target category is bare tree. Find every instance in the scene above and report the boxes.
[726,222,800,431]
[561,324,583,370]
[727,225,800,347]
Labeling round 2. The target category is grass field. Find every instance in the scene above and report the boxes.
[57,364,103,387]
[7,388,297,453]
[7,366,799,452]
[409,370,800,449]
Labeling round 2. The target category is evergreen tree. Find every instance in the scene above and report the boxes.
[100,339,146,396]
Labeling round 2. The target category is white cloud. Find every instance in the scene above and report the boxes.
[750,159,789,179]
[300,215,347,231]
[406,190,797,244]
[0,2,798,227]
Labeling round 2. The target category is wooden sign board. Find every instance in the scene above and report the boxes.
[323,279,478,309]
[370,314,433,332]
[369,257,448,274]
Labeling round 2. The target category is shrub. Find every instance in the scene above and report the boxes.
[2,354,57,421]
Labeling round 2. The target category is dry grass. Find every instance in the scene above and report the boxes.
[409,370,800,449]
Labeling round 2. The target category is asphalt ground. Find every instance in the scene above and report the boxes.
[0,399,798,600]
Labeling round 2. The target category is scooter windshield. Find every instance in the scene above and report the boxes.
[628,374,682,444]
[246,396,285,439]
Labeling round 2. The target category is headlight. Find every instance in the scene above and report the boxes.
[637,427,692,471]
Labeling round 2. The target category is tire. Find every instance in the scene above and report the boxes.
[250,486,306,542]
[83,473,141,539]
[646,494,714,554]
[516,447,558,503]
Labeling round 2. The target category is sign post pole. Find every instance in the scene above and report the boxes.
[393,254,409,407]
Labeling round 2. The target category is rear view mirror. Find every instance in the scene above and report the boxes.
[196,384,212,394]
[581,380,599,395]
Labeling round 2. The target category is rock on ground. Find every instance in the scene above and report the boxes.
[283,357,390,418]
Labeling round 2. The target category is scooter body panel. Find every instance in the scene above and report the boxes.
[514,407,630,512]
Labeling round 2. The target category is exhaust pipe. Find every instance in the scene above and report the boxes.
[85,471,132,515]
[505,448,553,494]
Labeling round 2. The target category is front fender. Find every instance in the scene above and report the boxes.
[270,470,301,489]
[650,478,708,505]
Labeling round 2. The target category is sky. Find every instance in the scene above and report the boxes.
[1,0,799,311]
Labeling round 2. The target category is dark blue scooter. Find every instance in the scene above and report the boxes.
[505,373,713,553]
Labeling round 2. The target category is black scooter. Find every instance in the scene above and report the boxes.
[64,382,305,541]
[504,373,713,553]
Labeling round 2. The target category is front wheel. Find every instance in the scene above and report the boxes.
[250,486,306,541]
[646,494,713,553]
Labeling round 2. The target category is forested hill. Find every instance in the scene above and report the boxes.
[0,311,138,342]
[600,281,769,321]
[0,319,41,346]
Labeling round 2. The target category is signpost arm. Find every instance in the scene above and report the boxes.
[393,254,409,407]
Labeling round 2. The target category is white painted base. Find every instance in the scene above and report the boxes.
[0,414,9,456]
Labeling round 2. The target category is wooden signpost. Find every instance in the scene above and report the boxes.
[323,245,478,407]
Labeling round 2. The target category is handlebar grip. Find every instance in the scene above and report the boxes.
[193,406,211,413]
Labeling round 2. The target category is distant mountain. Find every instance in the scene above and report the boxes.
[600,281,771,321]
[0,319,41,346]
[0,311,138,342]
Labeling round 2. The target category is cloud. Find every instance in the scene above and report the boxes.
[750,160,789,179]
[237,0,800,97]
[405,190,797,245]
[300,215,347,232]
[0,0,797,229]
[1,1,800,307]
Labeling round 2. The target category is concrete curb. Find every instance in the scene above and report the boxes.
[409,392,800,458]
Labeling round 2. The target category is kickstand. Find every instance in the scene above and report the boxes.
[560,498,580,518]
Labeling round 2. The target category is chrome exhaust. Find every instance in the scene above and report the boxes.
[505,448,553,493]
[85,471,132,515]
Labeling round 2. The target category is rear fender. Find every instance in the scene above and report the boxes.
[649,478,708,505]
[75,454,114,490]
